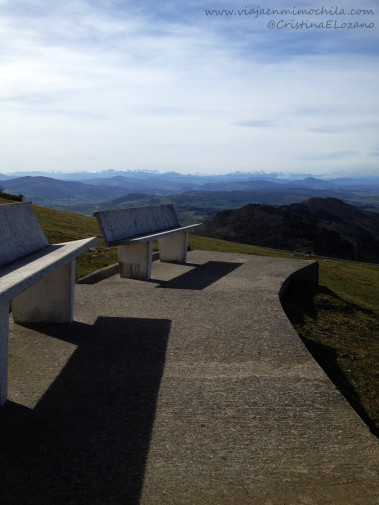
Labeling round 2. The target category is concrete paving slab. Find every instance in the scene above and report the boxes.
[1,251,378,505]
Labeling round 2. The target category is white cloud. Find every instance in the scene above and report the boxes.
[0,0,378,175]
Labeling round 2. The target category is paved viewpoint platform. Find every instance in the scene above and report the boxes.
[1,251,378,505]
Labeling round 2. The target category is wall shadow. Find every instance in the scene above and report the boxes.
[154,261,243,290]
[281,283,373,325]
[300,337,378,439]
[0,316,171,505]
[281,283,378,438]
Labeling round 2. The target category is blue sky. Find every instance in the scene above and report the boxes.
[1,0,378,176]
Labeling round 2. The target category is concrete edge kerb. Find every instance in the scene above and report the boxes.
[278,260,319,300]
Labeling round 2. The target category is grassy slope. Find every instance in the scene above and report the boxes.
[31,204,119,279]
[1,198,378,434]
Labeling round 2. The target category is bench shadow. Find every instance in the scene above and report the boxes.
[0,316,171,505]
[154,261,244,290]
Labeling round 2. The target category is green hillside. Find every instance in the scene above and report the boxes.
[1,198,378,435]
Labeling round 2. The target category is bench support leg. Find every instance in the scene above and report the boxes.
[11,261,75,324]
[158,231,188,264]
[118,242,153,280]
[0,303,9,406]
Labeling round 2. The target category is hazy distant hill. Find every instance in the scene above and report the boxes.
[283,176,336,189]
[196,198,379,263]
[2,172,379,215]
[200,176,339,192]
[78,175,200,194]
[2,176,127,204]
[0,173,15,181]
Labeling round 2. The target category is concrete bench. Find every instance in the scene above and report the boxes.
[94,204,201,280]
[0,202,98,405]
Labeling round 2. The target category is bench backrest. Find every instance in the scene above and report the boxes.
[0,202,49,267]
[94,204,180,245]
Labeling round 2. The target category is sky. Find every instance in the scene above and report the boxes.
[1,0,378,177]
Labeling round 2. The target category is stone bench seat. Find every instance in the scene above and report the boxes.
[104,224,201,246]
[94,204,201,280]
[0,202,98,405]
[0,238,97,306]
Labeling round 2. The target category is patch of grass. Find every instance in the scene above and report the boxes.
[30,204,119,279]
[0,197,17,204]
[281,260,379,436]
[189,235,294,259]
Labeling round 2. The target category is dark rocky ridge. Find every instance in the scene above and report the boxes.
[196,198,379,263]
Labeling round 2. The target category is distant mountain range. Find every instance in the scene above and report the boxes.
[2,169,292,182]
[1,171,379,217]
[196,198,379,263]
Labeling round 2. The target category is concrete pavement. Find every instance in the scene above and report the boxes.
[1,251,378,505]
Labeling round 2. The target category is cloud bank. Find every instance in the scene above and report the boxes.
[0,0,378,175]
